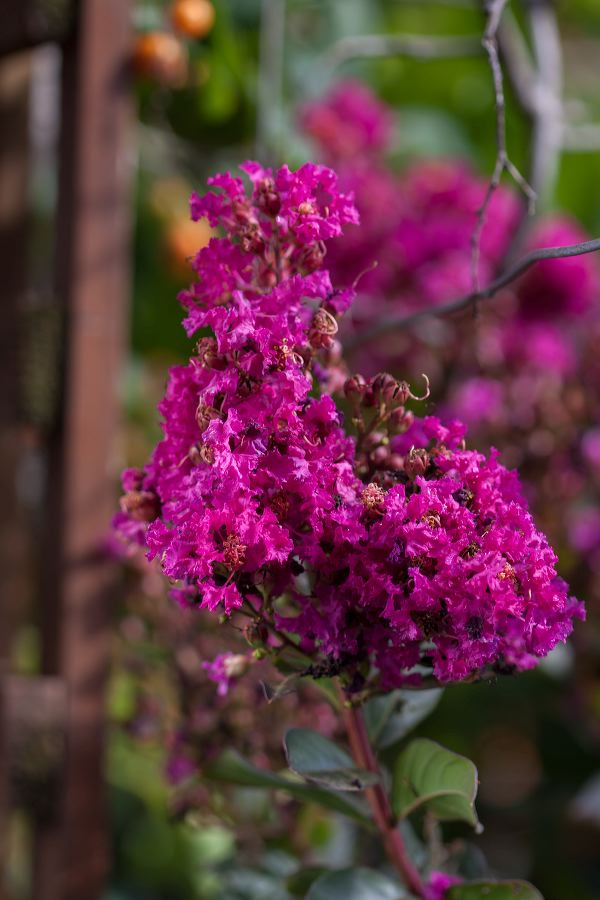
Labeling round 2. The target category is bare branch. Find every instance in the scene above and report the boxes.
[256,0,286,165]
[349,236,600,346]
[493,0,564,271]
[323,33,482,70]
[524,0,563,205]
[471,0,536,289]
[496,13,538,113]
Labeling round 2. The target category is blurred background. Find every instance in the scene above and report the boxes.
[1,1,600,898]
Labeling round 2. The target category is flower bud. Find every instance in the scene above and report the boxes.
[362,430,386,451]
[389,407,414,432]
[371,445,390,466]
[372,372,398,405]
[298,240,326,273]
[362,386,376,408]
[255,178,281,217]
[388,453,405,471]
[343,374,367,400]
[395,381,412,405]
[404,447,430,480]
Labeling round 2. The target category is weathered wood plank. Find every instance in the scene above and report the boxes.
[0,0,76,56]
[0,51,33,889]
[35,0,133,896]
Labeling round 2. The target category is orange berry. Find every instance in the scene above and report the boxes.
[171,0,216,40]
[132,32,188,87]
[163,218,213,278]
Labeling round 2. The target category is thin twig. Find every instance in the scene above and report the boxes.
[323,33,482,70]
[471,0,536,290]
[350,236,600,346]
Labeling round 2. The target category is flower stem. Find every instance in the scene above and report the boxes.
[339,689,427,898]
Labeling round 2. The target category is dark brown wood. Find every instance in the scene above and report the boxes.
[34,0,133,896]
[0,52,33,888]
[4,676,67,815]
[0,0,75,57]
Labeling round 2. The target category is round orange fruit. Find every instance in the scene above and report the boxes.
[171,0,216,40]
[133,32,188,87]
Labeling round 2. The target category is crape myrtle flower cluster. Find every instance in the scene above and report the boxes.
[116,160,583,689]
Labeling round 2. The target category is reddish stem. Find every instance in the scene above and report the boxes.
[340,692,427,898]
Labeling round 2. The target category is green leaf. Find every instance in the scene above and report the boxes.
[287,866,328,896]
[205,750,371,825]
[284,728,380,791]
[364,689,444,750]
[306,868,409,900]
[391,738,481,830]
[447,881,543,899]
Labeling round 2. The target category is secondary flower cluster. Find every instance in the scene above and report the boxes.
[302,84,600,627]
[301,81,521,319]
[301,81,600,378]
[116,160,583,688]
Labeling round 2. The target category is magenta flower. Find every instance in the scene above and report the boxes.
[300,79,393,160]
[516,217,600,320]
[115,160,583,690]
[424,872,463,900]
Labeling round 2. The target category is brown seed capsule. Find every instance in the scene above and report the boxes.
[309,307,339,350]
[120,490,160,522]
[188,442,215,465]
[197,337,227,370]
[255,178,281,217]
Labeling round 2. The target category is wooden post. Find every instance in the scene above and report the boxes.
[0,50,33,889]
[35,0,133,896]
